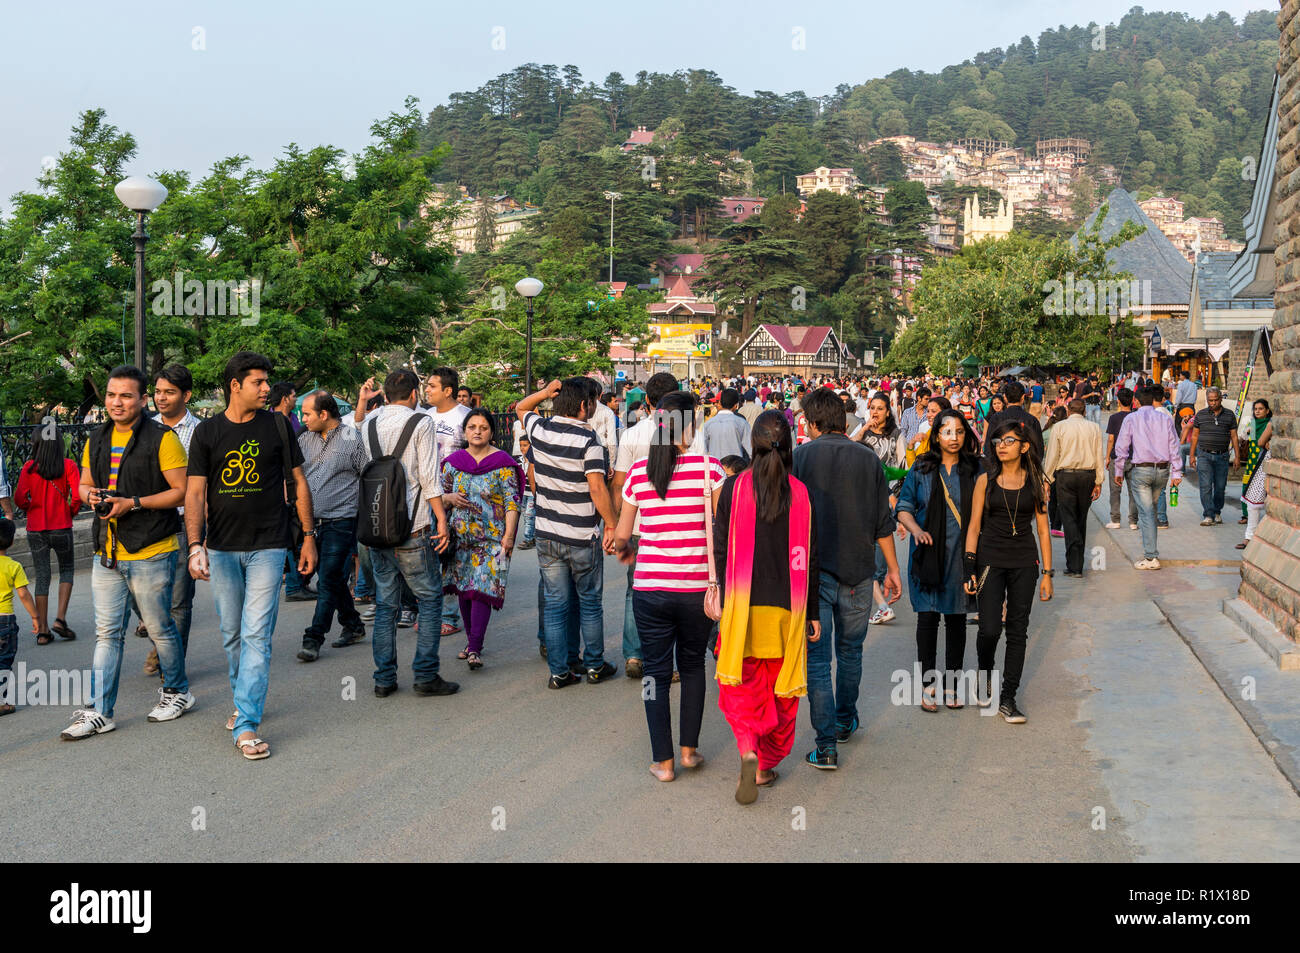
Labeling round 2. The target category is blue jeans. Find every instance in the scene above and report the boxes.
[209,548,285,740]
[1128,466,1169,560]
[285,551,310,595]
[623,557,641,661]
[304,519,363,643]
[0,614,16,684]
[537,575,581,664]
[354,543,374,600]
[90,550,187,718]
[1196,450,1230,519]
[1085,404,1101,427]
[520,493,536,545]
[537,537,606,677]
[370,531,443,686]
[807,574,874,750]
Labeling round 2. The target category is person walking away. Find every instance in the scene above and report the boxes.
[895,410,980,710]
[518,379,619,688]
[441,410,522,671]
[1239,400,1272,525]
[702,388,751,463]
[1173,371,1198,418]
[1042,400,1104,577]
[1187,387,1239,526]
[0,518,39,716]
[1113,386,1183,570]
[14,421,80,643]
[1041,407,1067,537]
[964,419,1054,723]
[714,411,820,804]
[296,390,368,662]
[613,391,721,781]
[1104,386,1137,530]
[793,389,901,768]
[185,352,320,760]
[61,366,194,741]
[1238,412,1272,550]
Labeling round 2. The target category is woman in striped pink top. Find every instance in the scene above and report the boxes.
[613,390,726,783]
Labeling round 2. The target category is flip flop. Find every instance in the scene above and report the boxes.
[736,753,759,805]
[756,768,779,787]
[236,736,270,760]
[441,624,461,637]
[225,711,237,731]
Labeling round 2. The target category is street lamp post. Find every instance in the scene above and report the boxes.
[514,276,544,394]
[603,191,622,284]
[114,176,168,371]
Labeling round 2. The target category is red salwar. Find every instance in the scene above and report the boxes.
[717,656,799,771]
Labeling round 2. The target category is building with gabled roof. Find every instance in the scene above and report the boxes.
[736,324,852,375]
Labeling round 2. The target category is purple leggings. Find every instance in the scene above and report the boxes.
[458,595,494,654]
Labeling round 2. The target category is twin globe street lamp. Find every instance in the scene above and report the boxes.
[114,176,169,371]
[514,276,544,393]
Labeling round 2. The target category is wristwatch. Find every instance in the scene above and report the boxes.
[1041,568,1055,577]
[131,496,142,512]
[302,529,316,538]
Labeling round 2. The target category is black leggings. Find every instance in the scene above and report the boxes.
[975,565,1037,701]
[27,529,75,597]
[915,611,967,688]
[632,589,711,763]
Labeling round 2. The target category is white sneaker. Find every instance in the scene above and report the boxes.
[147,689,196,722]
[60,709,116,740]
[1105,522,1120,529]
[869,606,895,625]
[1199,517,1214,526]
[1134,558,1162,571]
[357,603,376,621]
[1129,522,1138,530]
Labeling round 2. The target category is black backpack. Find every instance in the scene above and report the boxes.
[357,414,426,549]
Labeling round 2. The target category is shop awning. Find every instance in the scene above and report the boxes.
[1163,339,1231,361]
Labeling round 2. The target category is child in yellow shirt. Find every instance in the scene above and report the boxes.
[0,518,40,715]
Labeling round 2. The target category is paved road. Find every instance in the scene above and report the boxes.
[2,505,1297,861]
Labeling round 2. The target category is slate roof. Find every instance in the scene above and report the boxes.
[1080,188,1193,307]
[1194,252,1237,305]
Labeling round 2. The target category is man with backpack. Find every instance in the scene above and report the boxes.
[186,352,316,760]
[356,369,456,698]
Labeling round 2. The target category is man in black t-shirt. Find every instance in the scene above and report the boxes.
[186,351,316,762]
[982,380,1043,465]
[1104,386,1137,529]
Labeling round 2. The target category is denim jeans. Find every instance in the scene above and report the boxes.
[1085,404,1101,427]
[623,557,641,661]
[520,493,536,545]
[1196,450,1230,519]
[285,551,310,595]
[1108,462,1137,524]
[172,526,195,656]
[304,518,363,643]
[209,548,285,740]
[90,550,187,718]
[632,589,710,763]
[0,614,17,685]
[807,573,873,751]
[370,530,443,686]
[537,575,580,664]
[1128,465,1169,559]
[354,543,374,600]
[537,537,605,677]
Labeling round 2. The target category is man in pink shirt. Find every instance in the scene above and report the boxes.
[1113,384,1183,570]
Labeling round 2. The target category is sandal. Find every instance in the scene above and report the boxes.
[756,768,779,787]
[36,632,53,645]
[945,688,964,710]
[1235,541,1248,550]
[467,651,483,670]
[921,684,939,713]
[736,753,759,805]
[225,711,238,732]
[0,703,15,716]
[235,735,270,760]
[52,618,76,640]
[441,624,461,637]
[457,646,470,660]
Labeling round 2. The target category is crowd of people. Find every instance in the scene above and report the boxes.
[0,357,1257,802]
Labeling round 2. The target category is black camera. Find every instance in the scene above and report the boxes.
[93,492,119,517]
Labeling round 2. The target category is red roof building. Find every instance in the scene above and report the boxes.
[647,275,717,319]
[718,196,764,223]
[621,125,656,152]
[736,324,852,374]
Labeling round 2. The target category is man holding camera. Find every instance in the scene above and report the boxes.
[61,366,194,740]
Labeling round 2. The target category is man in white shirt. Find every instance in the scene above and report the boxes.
[589,384,620,472]
[421,367,472,637]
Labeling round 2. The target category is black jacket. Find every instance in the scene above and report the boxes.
[87,416,181,556]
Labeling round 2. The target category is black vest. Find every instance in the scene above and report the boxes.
[88,416,182,556]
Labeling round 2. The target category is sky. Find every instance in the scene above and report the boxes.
[0,0,1274,216]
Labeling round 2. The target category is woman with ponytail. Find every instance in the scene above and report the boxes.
[614,390,726,783]
[963,419,1054,724]
[712,410,820,805]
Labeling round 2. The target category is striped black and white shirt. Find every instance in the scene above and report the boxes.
[523,411,605,544]
[299,422,369,520]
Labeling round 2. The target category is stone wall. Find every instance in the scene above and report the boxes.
[1241,0,1300,645]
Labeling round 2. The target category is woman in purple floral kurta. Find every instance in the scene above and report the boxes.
[441,410,523,670]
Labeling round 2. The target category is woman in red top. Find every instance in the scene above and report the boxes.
[14,423,81,643]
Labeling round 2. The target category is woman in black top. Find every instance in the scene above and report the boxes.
[963,419,1053,724]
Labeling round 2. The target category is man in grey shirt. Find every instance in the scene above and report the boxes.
[1174,371,1199,413]
[702,388,752,461]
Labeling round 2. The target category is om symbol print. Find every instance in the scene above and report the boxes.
[221,439,261,487]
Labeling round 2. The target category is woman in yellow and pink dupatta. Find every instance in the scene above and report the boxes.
[713,410,820,805]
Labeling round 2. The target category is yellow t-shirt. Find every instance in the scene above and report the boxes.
[82,427,186,561]
[0,554,28,614]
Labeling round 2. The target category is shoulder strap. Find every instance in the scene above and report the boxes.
[367,416,384,461]
[391,414,425,461]
[703,459,717,586]
[938,469,962,525]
